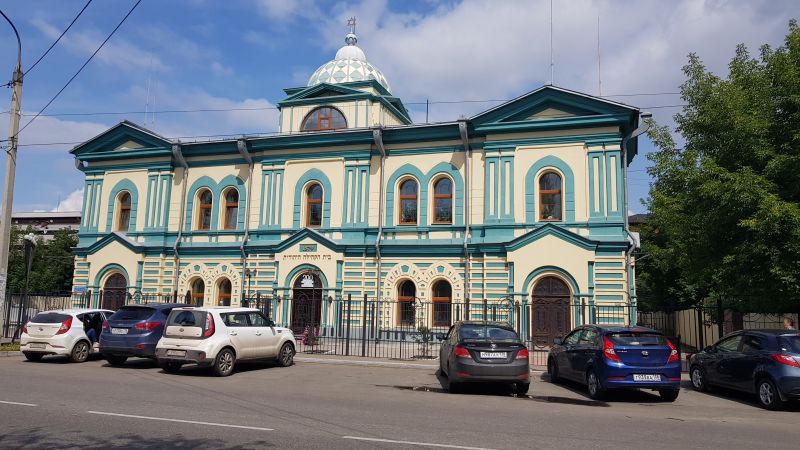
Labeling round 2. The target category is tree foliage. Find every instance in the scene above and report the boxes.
[6,227,77,294]
[639,21,800,311]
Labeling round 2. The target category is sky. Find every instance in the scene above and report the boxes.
[0,0,795,213]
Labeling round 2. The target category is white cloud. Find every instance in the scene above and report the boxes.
[16,113,109,150]
[210,61,234,77]
[52,188,84,212]
[255,0,322,22]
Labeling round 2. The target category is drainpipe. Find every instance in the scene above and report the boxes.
[237,139,254,303]
[373,128,386,300]
[171,143,188,294]
[458,121,471,304]
[620,112,651,311]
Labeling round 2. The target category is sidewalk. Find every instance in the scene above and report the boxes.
[294,352,547,372]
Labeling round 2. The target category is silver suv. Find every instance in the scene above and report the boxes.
[155,307,296,376]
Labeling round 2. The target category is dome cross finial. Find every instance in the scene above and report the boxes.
[347,16,356,34]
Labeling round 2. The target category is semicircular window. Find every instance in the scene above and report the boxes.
[301,107,347,132]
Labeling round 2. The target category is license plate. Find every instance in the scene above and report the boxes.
[166,350,186,357]
[633,374,661,382]
[480,352,507,359]
[29,343,45,349]
[111,328,128,335]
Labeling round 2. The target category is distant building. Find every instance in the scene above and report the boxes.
[11,211,81,241]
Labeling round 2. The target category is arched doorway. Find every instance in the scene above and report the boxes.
[102,273,128,310]
[189,279,205,306]
[431,280,452,328]
[397,280,416,326]
[531,276,571,347]
[217,278,232,306]
[291,271,323,334]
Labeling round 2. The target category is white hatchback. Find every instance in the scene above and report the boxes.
[20,309,114,362]
[155,307,296,376]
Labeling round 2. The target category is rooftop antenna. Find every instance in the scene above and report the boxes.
[347,16,356,34]
[549,0,554,85]
[597,13,602,96]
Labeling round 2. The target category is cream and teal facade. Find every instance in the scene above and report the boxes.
[70,33,644,338]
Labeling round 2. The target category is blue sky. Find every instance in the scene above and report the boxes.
[0,0,795,213]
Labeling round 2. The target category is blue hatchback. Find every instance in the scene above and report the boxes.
[547,326,681,401]
[99,303,187,366]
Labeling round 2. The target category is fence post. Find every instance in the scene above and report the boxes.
[716,298,724,339]
[465,298,470,320]
[345,294,352,356]
[696,307,705,350]
[361,295,367,357]
[483,299,488,320]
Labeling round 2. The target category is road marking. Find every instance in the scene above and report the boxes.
[0,400,37,407]
[342,436,497,450]
[87,411,273,431]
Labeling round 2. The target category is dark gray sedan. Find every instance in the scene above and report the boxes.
[439,321,530,394]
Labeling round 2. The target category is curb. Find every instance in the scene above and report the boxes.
[294,355,547,373]
[0,351,20,358]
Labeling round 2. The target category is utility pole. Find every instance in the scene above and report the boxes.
[0,11,24,335]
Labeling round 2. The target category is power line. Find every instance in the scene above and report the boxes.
[13,0,142,139]
[23,0,93,77]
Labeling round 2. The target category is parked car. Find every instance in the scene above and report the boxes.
[438,321,530,394]
[20,309,114,363]
[547,326,681,401]
[99,303,187,365]
[689,330,800,410]
[155,307,296,377]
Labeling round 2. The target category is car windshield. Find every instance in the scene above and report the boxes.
[459,324,519,341]
[109,307,155,321]
[166,310,205,327]
[779,335,800,353]
[30,312,71,323]
[608,332,666,346]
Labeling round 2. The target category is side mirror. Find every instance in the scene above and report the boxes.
[553,338,563,345]
[268,320,276,327]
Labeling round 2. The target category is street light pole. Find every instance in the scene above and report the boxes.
[0,11,24,334]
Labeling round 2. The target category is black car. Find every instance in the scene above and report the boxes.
[438,321,530,394]
[689,329,800,410]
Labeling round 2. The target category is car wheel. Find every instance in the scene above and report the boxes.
[70,341,90,363]
[690,365,708,392]
[161,361,182,374]
[23,352,43,362]
[212,348,235,377]
[514,382,530,395]
[586,369,606,400]
[757,378,784,411]
[105,355,127,366]
[659,389,679,402]
[276,342,295,367]
[548,357,560,383]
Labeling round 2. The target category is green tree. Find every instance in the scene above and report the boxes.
[6,227,77,294]
[639,21,800,312]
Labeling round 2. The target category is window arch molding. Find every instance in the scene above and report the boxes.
[525,156,575,223]
[300,106,348,132]
[385,162,464,227]
[106,179,138,233]
[183,175,246,231]
[293,169,332,229]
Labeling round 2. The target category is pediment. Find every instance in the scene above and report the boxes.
[281,83,365,103]
[274,228,342,253]
[71,121,171,156]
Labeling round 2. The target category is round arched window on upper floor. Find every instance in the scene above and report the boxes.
[305,183,323,227]
[432,177,453,224]
[223,188,239,230]
[197,189,213,230]
[301,106,347,132]
[116,191,131,232]
[398,179,418,225]
[539,172,563,221]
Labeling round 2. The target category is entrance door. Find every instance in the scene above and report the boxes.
[291,272,323,334]
[530,276,571,348]
[102,273,128,310]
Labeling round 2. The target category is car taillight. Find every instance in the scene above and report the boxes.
[771,353,800,368]
[102,321,109,332]
[516,348,529,360]
[56,317,72,335]
[666,339,679,364]
[203,313,215,337]
[135,322,162,331]
[454,346,471,359]
[603,336,620,363]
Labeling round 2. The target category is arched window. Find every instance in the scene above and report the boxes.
[305,183,323,227]
[431,280,452,327]
[190,279,205,306]
[301,106,347,132]
[117,192,131,232]
[432,177,453,225]
[217,278,232,306]
[398,179,418,225]
[397,280,416,326]
[539,172,562,221]
[223,188,239,230]
[197,189,213,230]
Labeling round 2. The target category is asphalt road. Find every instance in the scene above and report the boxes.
[0,354,798,449]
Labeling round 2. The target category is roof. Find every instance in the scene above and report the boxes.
[738,329,800,336]
[12,211,82,219]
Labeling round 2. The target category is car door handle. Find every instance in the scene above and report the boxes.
[230,331,238,336]
[255,332,262,336]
